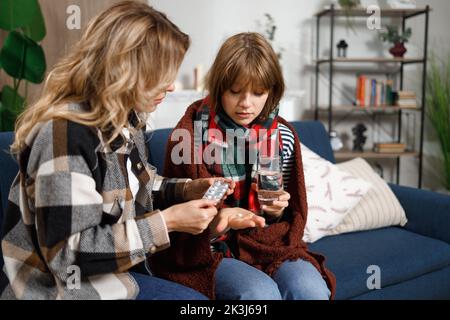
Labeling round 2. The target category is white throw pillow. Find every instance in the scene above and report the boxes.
[327,158,408,235]
[301,144,372,243]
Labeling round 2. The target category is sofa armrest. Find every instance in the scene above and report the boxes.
[389,183,450,244]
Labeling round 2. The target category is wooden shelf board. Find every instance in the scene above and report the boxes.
[315,57,424,64]
[315,7,429,18]
[335,151,419,160]
[318,105,420,112]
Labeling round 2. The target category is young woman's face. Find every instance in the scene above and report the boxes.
[135,83,175,113]
[221,81,269,126]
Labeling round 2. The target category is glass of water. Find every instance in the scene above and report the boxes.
[256,155,284,206]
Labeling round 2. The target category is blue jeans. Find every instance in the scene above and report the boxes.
[215,258,330,300]
[130,272,208,300]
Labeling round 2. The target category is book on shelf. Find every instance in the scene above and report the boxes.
[398,90,416,98]
[373,142,407,153]
[396,90,417,108]
[355,75,394,107]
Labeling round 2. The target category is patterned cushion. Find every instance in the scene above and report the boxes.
[328,158,407,236]
[301,144,372,243]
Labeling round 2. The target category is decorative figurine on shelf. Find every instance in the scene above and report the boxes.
[330,130,344,151]
[337,40,349,58]
[352,123,367,152]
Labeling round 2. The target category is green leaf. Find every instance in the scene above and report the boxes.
[0,30,46,83]
[22,4,46,42]
[1,85,25,113]
[0,101,17,132]
[0,0,40,31]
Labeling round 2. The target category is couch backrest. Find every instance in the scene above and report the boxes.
[146,120,335,174]
[0,132,18,269]
[146,128,173,175]
[289,121,335,163]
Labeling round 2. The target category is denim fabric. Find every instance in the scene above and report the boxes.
[215,258,330,300]
[130,272,208,300]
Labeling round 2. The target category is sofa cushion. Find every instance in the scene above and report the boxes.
[0,132,18,270]
[301,146,372,243]
[309,227,450,300]
[327,158,408,235]
[352,265,450,300]
[0,132,17,218]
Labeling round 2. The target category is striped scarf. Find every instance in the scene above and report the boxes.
[195,97,283,213]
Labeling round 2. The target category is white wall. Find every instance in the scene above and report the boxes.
[151,0,320,91]
[149,0,450,191]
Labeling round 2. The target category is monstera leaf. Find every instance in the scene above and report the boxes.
[22,4,46,42]
[0,103,17,132]
[0,85,25,131]
[0,0,47,132]
[0,30,46,83]
[0,0,41,31]
[1,85,25,113]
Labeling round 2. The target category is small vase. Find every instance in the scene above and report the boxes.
[389,42,407,58]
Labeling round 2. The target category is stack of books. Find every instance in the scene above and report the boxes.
[356,76,394,107]
[373,142,407,153]
[396,91,417,109]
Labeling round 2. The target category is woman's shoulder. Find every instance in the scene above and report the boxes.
[21,116,101,176]
[33,118,98,149]
[25,105,100,163]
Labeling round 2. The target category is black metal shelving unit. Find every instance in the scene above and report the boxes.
[314,5,430,188]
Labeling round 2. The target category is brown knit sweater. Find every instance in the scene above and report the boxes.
[150,100,336,299]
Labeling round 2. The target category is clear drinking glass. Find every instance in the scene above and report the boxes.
[256,155,284,206]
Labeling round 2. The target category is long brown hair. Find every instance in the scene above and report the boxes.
[205,32,285,120]
[12,1,190,153]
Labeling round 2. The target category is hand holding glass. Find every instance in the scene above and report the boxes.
[256,155,284,206]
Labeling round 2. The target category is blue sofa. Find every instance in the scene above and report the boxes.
[1,121,450,299]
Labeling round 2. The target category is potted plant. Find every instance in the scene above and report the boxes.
[338,0,361,10]
[262,13,284,60]
[0,0,47,132]
[427,54,450,193]
[336,0,361,32]
[379,25,412,58]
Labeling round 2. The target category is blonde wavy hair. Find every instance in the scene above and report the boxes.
[205,32,284,121]
[11,1,190,154]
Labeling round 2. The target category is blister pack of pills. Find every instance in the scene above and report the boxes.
[202,180,229,203]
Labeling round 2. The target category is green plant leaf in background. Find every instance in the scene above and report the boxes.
[0,0,39,31]
[0,103,17,131]
[0,0,40,31]
[0,30,46,83]
[2,85,25,113]
[22,4,46,42]
[427,55,450,190]
[0,85,25,131]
